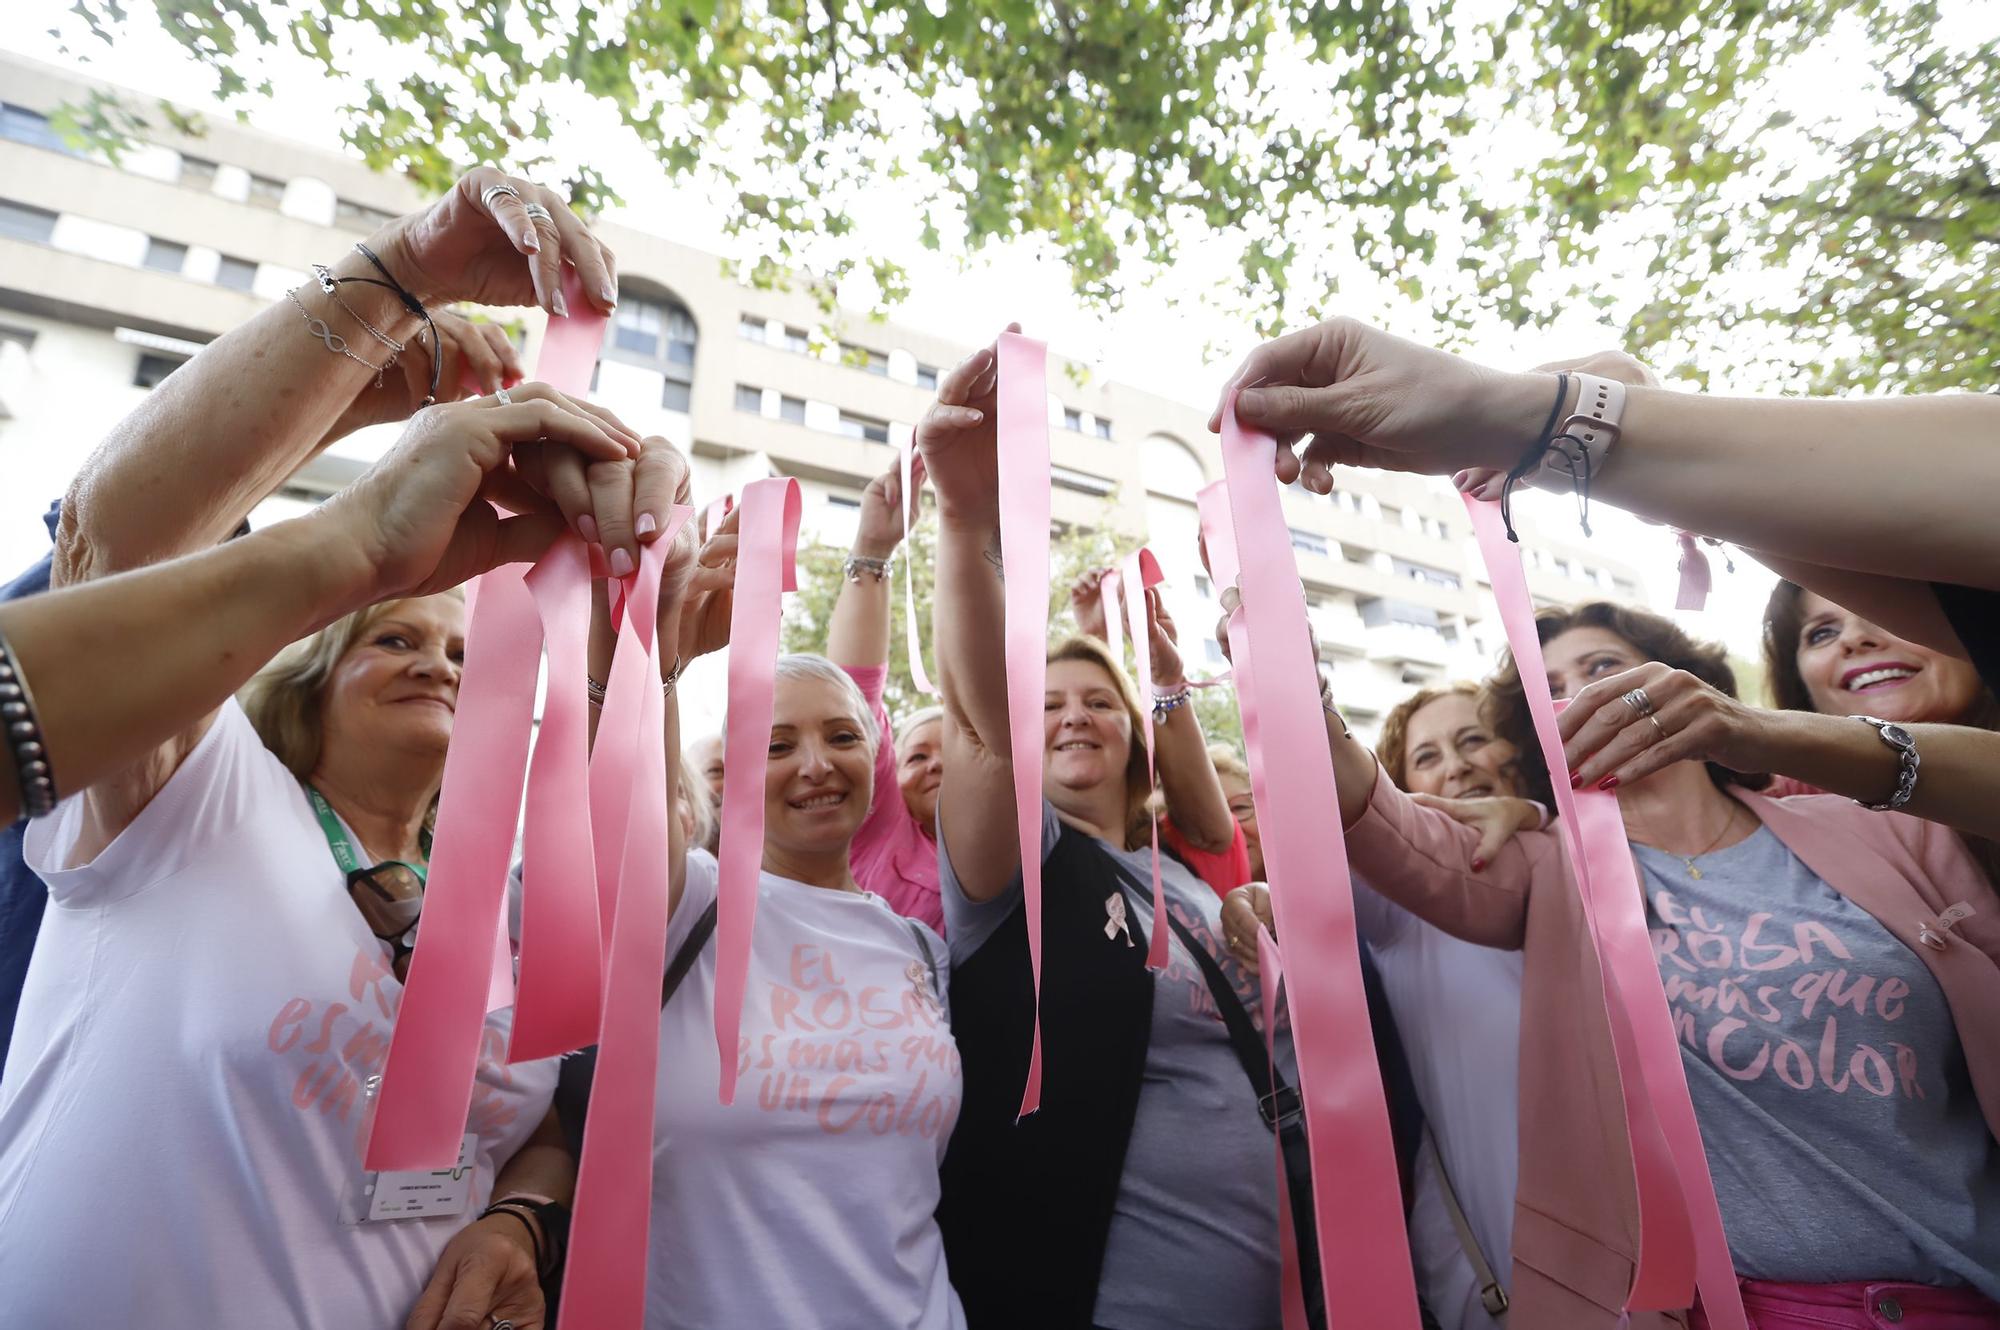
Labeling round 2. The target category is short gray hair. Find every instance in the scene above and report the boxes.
[772,653,879,750]
[895,705,945,755]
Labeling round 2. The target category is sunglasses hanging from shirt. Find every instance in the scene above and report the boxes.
[306,783,429,980]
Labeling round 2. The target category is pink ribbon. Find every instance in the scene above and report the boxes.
[1256,925,1309,1330]
[557,532,686,1330]
[1206,394,1422,1326]
[1464,495,1743,1326]
[1109,549,1169,972]
[712,476,803,1104]
[996,331,1054,1117]
[900,436,937,696]
[1675,530,1712,612]
[367,270,606,1169]
[703,494,732,542]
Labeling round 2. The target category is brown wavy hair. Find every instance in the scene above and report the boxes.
[1481,601,1770,808]
[1377,681,1482,792]
[1047,634,1155,851]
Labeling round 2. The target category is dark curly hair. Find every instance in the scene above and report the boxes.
[1480,600,1771,809]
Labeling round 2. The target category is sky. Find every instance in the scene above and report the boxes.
[0,0,1855,659]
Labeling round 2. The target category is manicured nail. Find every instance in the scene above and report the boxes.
[600,279,618,307]
[636,512,658,538]
[610,547,635,578]
[1471,858,1486,873]
[522,232,541,254]
[552,289,570,318]
[1598,775,1620,791]
[1569,771,1584,788]
[576,514,599,544]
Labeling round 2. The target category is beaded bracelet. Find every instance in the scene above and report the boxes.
[843,553,891,583]
[1151,683,1194,721]
[0,628,58,818]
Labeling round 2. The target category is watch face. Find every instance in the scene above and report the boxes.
[1882,723,1915,747]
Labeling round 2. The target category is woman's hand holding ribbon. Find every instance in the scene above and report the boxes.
[1071,568,1186,690]
[915,324,1019,527]
[855,450,925,557]
[1221,882,1275,973]
[1559,662,1774,792]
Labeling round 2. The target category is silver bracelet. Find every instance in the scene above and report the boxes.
[0,629,58,818]
[585,656,685,708]
[1852,715,1920,812]
[309,264,406,354]
[1151,684,1194,720]
[286,288,393,385]
[843,553,891,584]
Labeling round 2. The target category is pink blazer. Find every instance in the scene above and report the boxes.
[1345,769,2000,1329]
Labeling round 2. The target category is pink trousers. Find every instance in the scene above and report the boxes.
[1690,1280,2000,1330]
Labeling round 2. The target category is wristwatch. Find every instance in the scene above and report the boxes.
[1853,715,1920,811]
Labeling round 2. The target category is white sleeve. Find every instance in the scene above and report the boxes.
[24,700,298,907]
[1351,871,1419,950]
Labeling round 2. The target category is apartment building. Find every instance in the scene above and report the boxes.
[0,52,1646,741]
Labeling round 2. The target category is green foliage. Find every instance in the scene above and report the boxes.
[62,0,1995,390]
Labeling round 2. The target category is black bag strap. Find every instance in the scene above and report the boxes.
[554,896,720,1160]
[1162,908,1301,1132]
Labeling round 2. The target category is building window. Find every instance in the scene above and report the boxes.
[781,326,810,354]
[1289,527,1329,558]
[839,342,889,376]
[915,363,939,391]
[827,494,861,512]
[179,155,219,191]
[1391,557,1463,590]
[1051,465,1114,496]
[133,353,186,389]
[1614,578,1639,599]
[779,395,806,424]
[0,200,58,244]
[836,410,889,443]
[1093,418,1112,440]
[215,255,258,291]
[247,173,286,210]
[1062,407,1083,432]
[608,287,697,403]
[0,104,73,154]
[143,238,187,273]
[734,384,764,413]
[737,315,767,341]
[1378,504,1401,526]
[335,198,396,230]
[661,378,692,412]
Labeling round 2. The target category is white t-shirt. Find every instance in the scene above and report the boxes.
[646,853,964,1330]
[1354,877,1521,1330]
[2,701,558,1330]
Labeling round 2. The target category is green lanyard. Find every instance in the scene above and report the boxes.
[304,784,429,884]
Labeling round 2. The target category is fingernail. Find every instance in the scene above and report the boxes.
[1236,388,1263,415]
[552,290,570,318]
[636,512,658,538]
[610,547,635,578]
[600,279,618,307]
[523,233,541,254]
[1599,775,1620,791]
[1471,858,1486,873]
[577,514,599,544]
[1569,771,1584,788]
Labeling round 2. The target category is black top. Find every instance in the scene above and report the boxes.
[1934,582,2000,696]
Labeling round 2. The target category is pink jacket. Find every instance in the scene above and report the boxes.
[1345,769,2000,1329]
[843,664,944,934]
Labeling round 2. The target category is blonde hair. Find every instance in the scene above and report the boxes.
[773,653,879,751]
[1046,634,1153,851]
[1375,681,1482,792]
[238,593,462,780]
[677,750,718,851]
[895,705,946,758]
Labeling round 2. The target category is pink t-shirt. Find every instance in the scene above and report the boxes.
[843,664,945,934]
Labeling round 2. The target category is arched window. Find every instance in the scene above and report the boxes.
[1142,433,1208,497]
[605,283,698,411]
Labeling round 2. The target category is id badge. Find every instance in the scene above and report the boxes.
[341,1075,479,1224]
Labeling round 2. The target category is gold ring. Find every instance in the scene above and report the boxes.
[1648,715,1667,742]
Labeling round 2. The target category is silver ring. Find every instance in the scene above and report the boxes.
[488,1318,514,1330]
[1647,715,1668,743]
[1620,687,1656,720]
[520,201,555,225]
[480,183,522,211]
[492,386,513,406]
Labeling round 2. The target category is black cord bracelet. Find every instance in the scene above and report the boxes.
[344,242,443,406]
[1498,371,1571,544]
[479,1203,546,1276]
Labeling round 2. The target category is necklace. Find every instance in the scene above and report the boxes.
[1653,805,1745,879]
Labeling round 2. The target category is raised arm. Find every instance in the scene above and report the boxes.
[54,167,620,589]
[1216,319,2000,590]
[0,389,634,825]
[1141,591,1235,853]
[825,453,922,671]
[922,332,1021,902]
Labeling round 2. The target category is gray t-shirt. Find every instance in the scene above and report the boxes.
[1637,825,2000,1295]
[941,801,1283,1330]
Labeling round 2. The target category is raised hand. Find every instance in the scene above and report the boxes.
[328,309,527,438]
[854,451,925,558]
[916,324,1020,530]
[1069,568,1112,641]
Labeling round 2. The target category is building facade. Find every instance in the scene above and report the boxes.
[0,52,1645,741]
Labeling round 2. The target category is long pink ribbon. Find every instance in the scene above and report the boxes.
[512,534,603,1061]
[1210,396,1422,1326]
[1464,495,1743,1326]
[900,436,938,696]
[996,332,1054,1117]
[1256,925,1309,1330]
[712,476,803,1104]
[366,271,605,1169]
[1113,549,1169,972]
